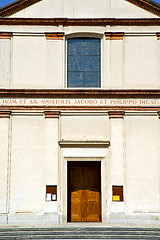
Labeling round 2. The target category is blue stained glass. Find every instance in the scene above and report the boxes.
[85,56,100,71]
[85,72,100,87]
[67,56,83,71]
[68,39,84,56]
[67,72,84,87]
[67,38,101,88]
[84,39,100,56]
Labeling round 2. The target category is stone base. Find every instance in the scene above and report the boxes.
[106,213,160,224]
[1,212,160,225]
[0,213,59,225]
[0,215,7,225]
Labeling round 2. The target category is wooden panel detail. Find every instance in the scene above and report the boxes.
[68,162,101,222]
[0,33,11,39]
[44,111,60,118]
[108,111,125,119]
[0,111,11,118]
[105,32,124,40]
[45,33,64,40]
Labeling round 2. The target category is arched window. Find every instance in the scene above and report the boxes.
[67,38,101,88]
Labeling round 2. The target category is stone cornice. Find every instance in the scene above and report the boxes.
[2,89,160,99]
[0,18,160,26]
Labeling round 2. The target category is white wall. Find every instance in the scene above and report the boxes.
[10,115,45,213]
[61,115,109,141]
[12,35,46,88]
[10,0,157,18]
[46,40,63,88]
[110,40,123,88]
[0,118,9,213]
[0,39,11,88]
[124,36,157,89]
[125,116,159,213]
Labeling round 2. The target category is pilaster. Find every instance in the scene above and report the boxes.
[105,32,124,88]
[0,111,11,218]
[46,33,64,88]
[0,33,11,88]
[44,111,60,214]
[109,111,125,213]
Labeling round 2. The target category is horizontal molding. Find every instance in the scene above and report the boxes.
[105,32,124,40]
[0,18,160,26]
[44,111,60,118]
[0,106,160,112]
[2,89,160,98]
[0,111,11,118]
[45,32,64,40]
[59,140,110,147]
[0,32,11,39]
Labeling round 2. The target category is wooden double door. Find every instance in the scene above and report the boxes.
[68,161,101,222]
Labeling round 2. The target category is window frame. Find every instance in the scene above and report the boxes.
[65,34,102,88]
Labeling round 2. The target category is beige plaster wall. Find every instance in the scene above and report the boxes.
[10,115,45,213]
[61,115,109,141]
[110,40,123,88]
[0,39,11,88]
[125,116,159,213]
[12,35,46,88]
[46,40,64,88]
[124,36,157,89]
[110,119,124,186]
[0,118,9,213]
[45,118,58,185]
[10,0,157,18]
[44,118,59,213]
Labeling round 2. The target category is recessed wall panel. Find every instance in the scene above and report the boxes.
[12,36,46,88]
[126,116,159,212]
[10,116,45,213]
[124,37,157,88]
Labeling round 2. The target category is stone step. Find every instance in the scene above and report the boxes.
[0,227,160,231]
[0,235,160,239]
[0,227,159,239]
[0,230,160,235]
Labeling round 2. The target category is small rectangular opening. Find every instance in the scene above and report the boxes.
[46,185,57,201]
[112,186,123,202]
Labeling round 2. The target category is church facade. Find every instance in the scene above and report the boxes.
[0,0,160,224]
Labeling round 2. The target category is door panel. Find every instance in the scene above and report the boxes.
[71,190,82,222]
[68,162,101,222]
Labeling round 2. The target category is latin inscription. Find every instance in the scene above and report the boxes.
[1,98,160,106]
